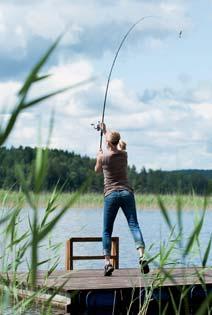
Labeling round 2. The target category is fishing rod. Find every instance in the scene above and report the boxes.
[91,16,157,149]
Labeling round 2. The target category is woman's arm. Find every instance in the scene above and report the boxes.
[94,123,107,173]
[94,150,103,173]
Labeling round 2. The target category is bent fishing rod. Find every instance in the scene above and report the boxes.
[92,16,157,149]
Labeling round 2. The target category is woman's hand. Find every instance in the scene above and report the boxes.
[100,123,106,134]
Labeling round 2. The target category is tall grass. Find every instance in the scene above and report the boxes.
[135,195,212,315]
[1,190,212,210]
[0,35,91,314]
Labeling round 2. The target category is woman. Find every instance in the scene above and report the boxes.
[95,123,149,276]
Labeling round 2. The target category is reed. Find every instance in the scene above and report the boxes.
[1,190,212,210]
[0,35,91,314]
[135,195,212,315]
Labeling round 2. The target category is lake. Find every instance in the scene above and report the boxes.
[3,206,211,271]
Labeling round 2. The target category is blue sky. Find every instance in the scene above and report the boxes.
[0,0,212,170]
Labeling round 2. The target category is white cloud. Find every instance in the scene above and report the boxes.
[0,6,27,57]
[49,60,93,88]
[1,58,97,150]
[191,84,212,103]
[0,0,190,59]
[26,59,95,117]
[144,37,164,50]
[0,81,20,112]
[193,103,212,120]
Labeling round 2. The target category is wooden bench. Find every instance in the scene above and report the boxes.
[66,237,119,270]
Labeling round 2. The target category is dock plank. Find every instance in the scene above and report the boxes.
[2,267,212,292]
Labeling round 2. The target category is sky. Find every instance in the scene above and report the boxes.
[0,0,212,171]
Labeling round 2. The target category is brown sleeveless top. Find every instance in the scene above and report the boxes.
[102,150,133,196]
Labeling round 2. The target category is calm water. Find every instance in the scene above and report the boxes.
[2,207,211,270]
[1,207,212,314]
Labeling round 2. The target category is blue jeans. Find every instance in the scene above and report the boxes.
[103,190,145,256]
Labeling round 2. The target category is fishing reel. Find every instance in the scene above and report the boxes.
[91,121,101,132]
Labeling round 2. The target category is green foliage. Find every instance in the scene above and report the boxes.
[157,196,172,230]
[0,34,90,148]
[140,197,212,315]
[202,236,212,267]
[1,147,212,195]
[0,33,92,313]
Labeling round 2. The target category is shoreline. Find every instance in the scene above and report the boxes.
[0,190,212,210]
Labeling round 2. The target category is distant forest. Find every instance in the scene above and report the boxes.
[0,146,212,195]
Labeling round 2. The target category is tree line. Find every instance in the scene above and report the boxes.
[0,146,212,195]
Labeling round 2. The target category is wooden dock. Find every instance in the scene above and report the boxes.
[2,267,212,314]
[35,267,212,291]
[4,267,212,291]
